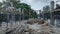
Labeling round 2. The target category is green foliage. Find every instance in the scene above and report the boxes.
[0,2,2,7]
[0,14,6,26]
[0,0,37,22]
[0,15,6,22]
[13,2,37,19]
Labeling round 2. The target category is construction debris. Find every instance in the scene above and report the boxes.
[5,19,60,34]
[19,19,55,34]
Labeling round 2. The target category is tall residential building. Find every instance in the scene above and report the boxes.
[51,1,54,10]
[43,5,50,13]
[56,4,60,9]
[42,5,50,20]
[39,10,42,18]
[43,7,45,12]
[50,1,55,25]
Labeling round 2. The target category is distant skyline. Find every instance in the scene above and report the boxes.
[0,0,60,10]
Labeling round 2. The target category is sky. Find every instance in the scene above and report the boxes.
[0,0,2,2]
[20,0,60,10]
[0,0,60,10]
[20,0,60,14]
[21,0,51,10]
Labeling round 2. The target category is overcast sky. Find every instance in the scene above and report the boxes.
[21,0,60,10]
[0,0,60,10]
[21,0,51,10]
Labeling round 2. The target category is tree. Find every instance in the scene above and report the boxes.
[0,2,3,26]
[2,0,37,21]
[13,2,37,19]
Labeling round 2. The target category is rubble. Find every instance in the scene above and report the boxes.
[27,19,45,25]
[1,19,60,34]
[21,19,55,34]
[12,19,60,34]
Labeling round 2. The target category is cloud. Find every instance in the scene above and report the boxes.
[27,0,32,2]
[33,0,51,2]
[20,0,60,10]
[21,0,51,10]
[33,0,60,3]
[0,0,2,2]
